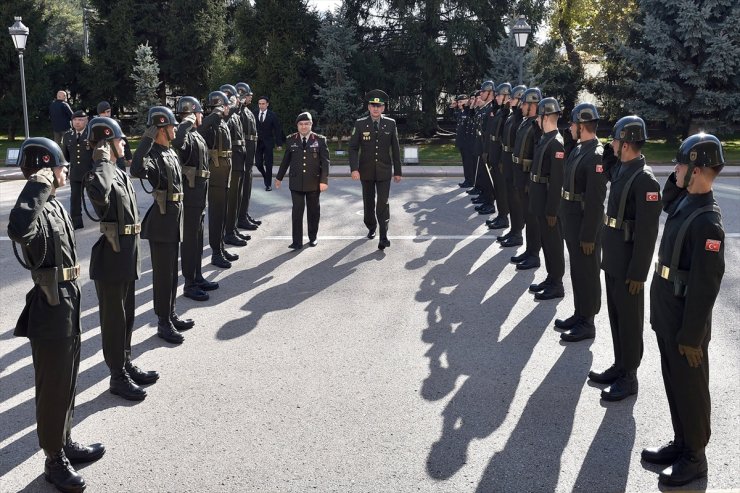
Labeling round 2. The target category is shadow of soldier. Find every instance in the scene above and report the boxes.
[215,240,378,341]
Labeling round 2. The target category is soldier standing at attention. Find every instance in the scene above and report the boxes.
[220,84,249,248]
[348,89,402,250]
[61,110,92,230]
[131,106,194,345]
[557,103,608,341]
[454,95,474,189]
[486,82,512,230]
[643,134,725,487]
[471,81,497,216]
[235,82,262,231]
[589,115,661,401]
[85,117,158,401]
[8,138,104,493]
[496,85,526,247]
[275,112,330,249]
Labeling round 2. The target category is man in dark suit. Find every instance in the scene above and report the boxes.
[61,110,92,229]
[348,89,402,250]
[254,96,283,190]
[49,90,73,144]
[275,112,330,249]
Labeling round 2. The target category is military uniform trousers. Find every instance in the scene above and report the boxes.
[514,165,541,256]
[208,157,231,254]
[459,138,476,184]
[182,205,206,289]
[502,151,524,233]
[69,180,84,224]
[530,182,565,280]
[149,241,179,318]
[605,272,644,373]
[490,142,509,216]
[226,151,246,234]
[561,210,602,317]
[94,281,135,373]
[238,142,257,222]
[30,334,80,452]
[476,154,495,205]
[362,180,392,239]
[291,190,320,245]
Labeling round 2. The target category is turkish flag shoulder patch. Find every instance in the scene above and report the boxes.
[595,164,604,173]
[646,191,659,201]
[555,151,565,159]
[705,239,721,252]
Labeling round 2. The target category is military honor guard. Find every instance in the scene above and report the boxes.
[485,82,512,229]
[61,110,92,230]
[496,85,527,247]
[470,81,497,216]
[348,89,402,250]
[235,82,262,231]
[131,106,194,344]
[643,133,726,486]
[8,138,104,493]
[275,112,330,249]
[220,84,249,248]
[454,94,476,188]
[589,115,661,401]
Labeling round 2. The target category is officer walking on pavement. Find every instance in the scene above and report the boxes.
[643,133,726,487]
[84,117,158,401]
[496,85,526,247]
[589,115,662,401]
[275,112,330,249]
[348,89,402,250]
[235,82,262,232]
[61,110,92,230]
[131,106,195,344]
[8,137,104,493]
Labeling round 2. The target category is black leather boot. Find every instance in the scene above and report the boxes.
[659,451,708,486]
[642,441,684,465]
[63,438,105,464]
[44,450,86,493]
[210,254,231,269]
[157,316,184,344]
[125,354,159,385]
[601,372,638,401]
[109,370,147,401]
[171,313,195,331]
[560,319,596,342]
[223,249,239,261]
[588,364,621,384]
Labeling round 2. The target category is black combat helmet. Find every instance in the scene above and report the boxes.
[176,96,203,115]
[207,91,230,108]
[147,106,177,127]
[571,103,599,123]
[19,137,68,179]
[610,115,648,142]
[674,133,725,168]
[511,85,527,100]
[496,83,512,96]
[521,87,542,104]
[537,97,562,116]
[235,82,252,97]
[220,84,238,99]
[480,80,495,92]
[87,117,125,143]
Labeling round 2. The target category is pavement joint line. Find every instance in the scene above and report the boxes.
[264,235,500,240]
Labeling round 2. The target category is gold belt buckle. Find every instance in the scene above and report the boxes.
[512,157,519,164]
[171,193,184,201]
[62,264,80,281]
[656,262,671,279]
[123,223,141,234]
[605,216,617,227]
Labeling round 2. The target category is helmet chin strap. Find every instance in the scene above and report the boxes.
[683,163,696,189]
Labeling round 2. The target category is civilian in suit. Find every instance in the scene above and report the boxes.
[61,110,92,229]
[49,90,73,144]
[255,96,283,190]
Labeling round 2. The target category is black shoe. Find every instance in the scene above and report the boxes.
[309,239,318,247]
[472,196,486,204]
[588,365,621,384]
[235,231,252,241]
[510,252,528,263]
[265,186,272,191]
[223,249,239,261]
[63,440,105,464]
[237,220,258,231]
[44,451,86,493]
[529,278,551,293]
[659,453,708,486]
[125,361,159,385]
[495,230,510,239]
[535,283,565,300]
[487,216,509,229]
[171,313,195,331]
[224,234,247,247]
[466,188,481,195]
[458,180,472,188]
[157,317,184,344]
[642,441,684,465]
[554,314,580,329]
[516,256,541,270]
[109,371,147,401]
[499,235,523,247]
[378,238,391,250]
[478,204,496,215]
[560,320,596,342]
[211,255,231,269]
[601,373,638,401]
[288,242,303,250]
[196,278,219,291]
[247,214,262,226]
[367,228,377,239]
[184,287,209,301]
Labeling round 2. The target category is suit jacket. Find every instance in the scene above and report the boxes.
[348,115,402,181]
[276,132,330,192]
[255,109,282,148]
[62,128,93,182]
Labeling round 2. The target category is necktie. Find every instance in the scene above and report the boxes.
[302,137,307,149]
[260,112,264,122]
[373,120,379,132]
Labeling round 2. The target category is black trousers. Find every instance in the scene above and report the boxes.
[226,168,244,236]
[490,143,509,216]
[562,213,602,317]
[149,241,179,318]
[537,214,565,282]
[476,156,495,205]
[238,142,257,222]
[514,167,541,256]
[69,180,83,224]
[605,272,644,373]
[30,335,80,452]
[502,152,524,233]
[459,141,476,184]
[95,281,135,374]
[181,206,205,287]
[290,190,321,244]
[361,180,391,239]
[208,158,231,255]
[255,140,274,188]
[656,332,711,453]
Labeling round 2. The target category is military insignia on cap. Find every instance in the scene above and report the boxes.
[42,155,50,163]
[160,117,165,123]
[619,130,626,139]
[104,128,111,135]
[689,150,698,162]
[646,192,659,201]
[705,239,721,252]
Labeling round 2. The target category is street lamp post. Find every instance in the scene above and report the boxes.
[512,15,532,86]
[9,16,30,140]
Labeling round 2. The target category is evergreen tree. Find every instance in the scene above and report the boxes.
[487,33,535,87]
[314,9,359,145]
[130,42,161,133]
[530,39,584,117]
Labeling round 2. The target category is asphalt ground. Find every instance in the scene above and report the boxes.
[0,176,738,493]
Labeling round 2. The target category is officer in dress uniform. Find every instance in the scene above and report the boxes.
[220,84,249,247]
[235,82,262,231]
[643,134,725,487]
[486,82,512,229]
[557,103,608,341]
[454,95,474,188]
[275,112,330,249]
[8,138,104,493]
[510,87,543,270]
[173,96,219,302]
[131,106,194,345]
[85,117,158,401]
[588,115,662,401]
[527,97,566,300]
[465,90,482,196]
[61,110,92,229]
[496,85,526,247]
[471,81,497,216]
[348,89,402,250]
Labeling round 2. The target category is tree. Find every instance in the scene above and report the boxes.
[314,8,359,144]
[130,43,161,133]
[529,39,584,116]
[487,32,535,86]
